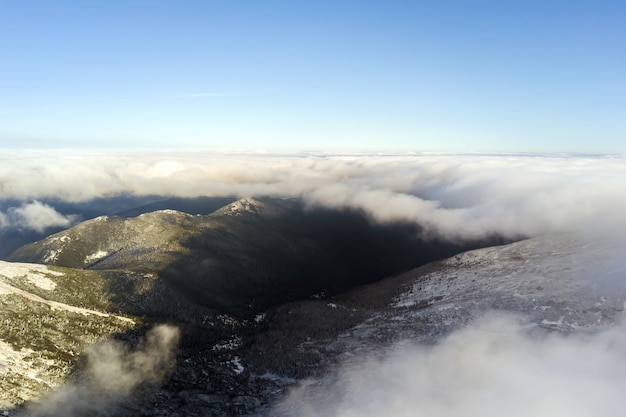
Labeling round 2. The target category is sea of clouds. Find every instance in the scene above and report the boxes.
[1,150,625,240]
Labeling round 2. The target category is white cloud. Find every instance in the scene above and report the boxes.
[0,211,8,229]
[0,201,79,233]
[275,313,626,417]
[1,151,625,240]
[22,325,180,417]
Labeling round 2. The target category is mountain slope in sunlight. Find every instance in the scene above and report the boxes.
[0,261,136,408]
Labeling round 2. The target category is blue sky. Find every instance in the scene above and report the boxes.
[0,0,624,152]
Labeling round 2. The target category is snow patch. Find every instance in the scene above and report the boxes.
[0,262,62,291]
[43,249,61,263]
[0,340,39,380]
[44,234,71,263]
[224,198,263,216]
[49,235,70,243]
[230,356,245,375]
[84,250,108,264]
[217,314,240,327]
[0,263,133,323]
[212,337,241,352]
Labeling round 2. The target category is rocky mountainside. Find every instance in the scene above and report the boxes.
[3,197,624,416]
[0,196,239,259]
[0,261,136,408]
[2,197,487,414]
[9,197,482,315]
[6,232,615,417]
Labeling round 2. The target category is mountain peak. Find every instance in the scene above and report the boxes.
[219,198,265,216]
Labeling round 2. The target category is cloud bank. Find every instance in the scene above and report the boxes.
[275,313,626,417]
[21,324,180,417]
[1,150,626,240]
[0,201,79,233]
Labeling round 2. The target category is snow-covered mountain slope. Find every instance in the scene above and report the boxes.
[243,234,626,405]
[0,261,137,409]
[324,233,626,353]
[395,233,626,329]
[267,234,626,417]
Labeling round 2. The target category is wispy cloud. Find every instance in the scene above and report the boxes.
[22,325,180,417]
[275,312,626,417]
[0,201,80,233]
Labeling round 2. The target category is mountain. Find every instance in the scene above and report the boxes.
[2,197,490,413]
[242,232,626,383]
[8,197,486,316]
[4,197,620,416]
[6,232,614,417]
[0,196,238,258]
[0,261,136,408]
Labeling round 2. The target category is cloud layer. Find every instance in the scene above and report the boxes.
[275,313,626,417]
[1,151,626,240]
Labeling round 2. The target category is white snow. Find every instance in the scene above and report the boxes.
[84,250,108,264]
[0,262,62,291]
[0,261,133,323]
[0,340,42,382]
[217,314,240,326]
[230,356,245,375]
[43,249,61,263]
[44,235,72,262]
[224,198,262,216]
[212,337,241,352]
[391,233,626,331]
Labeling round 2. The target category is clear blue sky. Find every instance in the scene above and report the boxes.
[0,0,624,152]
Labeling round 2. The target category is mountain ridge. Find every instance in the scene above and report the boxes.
[8,197,487,316]
[1,196,530,414]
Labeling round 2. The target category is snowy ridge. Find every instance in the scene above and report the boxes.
[392,234,626,332]
[221,198,264,216]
